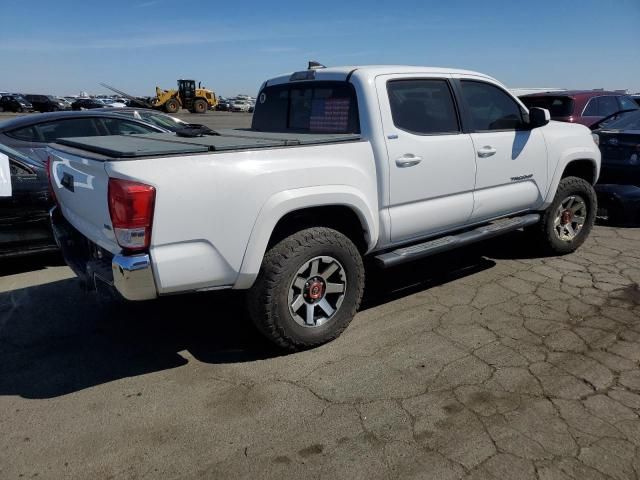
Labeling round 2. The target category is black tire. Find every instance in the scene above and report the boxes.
[193,98,207,114]
[247,227,365,351]
[164,98,180,114]
[531,176,597,254]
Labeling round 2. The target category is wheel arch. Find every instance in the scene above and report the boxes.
[543,154,600,208]
[234,186,378,289]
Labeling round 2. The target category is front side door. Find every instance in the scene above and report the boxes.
[456,78,548,222]
[377,75,477,243]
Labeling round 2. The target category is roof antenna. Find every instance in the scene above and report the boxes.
[308,61,326,70]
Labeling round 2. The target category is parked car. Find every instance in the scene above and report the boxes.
[520,91,639,127]
[0,143,56,257]
[71,98,107,110]
[0,95,33,113]
[93,107,188,132]
[0,111,167,162]
[56,97,73,110]
[231,99,250,112]
[48,65,600,351]
[216,99,231,111]
[591,109,640,223]
[24,94,67,113]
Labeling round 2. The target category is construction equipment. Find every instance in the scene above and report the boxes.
[100,80,217,114]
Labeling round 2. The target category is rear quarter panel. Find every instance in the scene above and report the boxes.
[106,141,378,293]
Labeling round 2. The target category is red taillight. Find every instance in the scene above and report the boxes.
[108,178,155,251]
[45,156,57,204]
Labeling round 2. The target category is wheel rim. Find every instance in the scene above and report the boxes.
[553,194,587,241]
[287,256,347,328]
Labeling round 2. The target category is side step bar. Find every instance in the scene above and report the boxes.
[375,213,540,268]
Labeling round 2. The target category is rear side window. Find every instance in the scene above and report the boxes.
[584,96,623,117]
[36,118,101,142]
[599,96,620,117]
[520,96,574,117]
[618,96,639,111]
[387,79,459,135]
[6,125,39,141]
[460,81,525,131]
[252,82,359,134]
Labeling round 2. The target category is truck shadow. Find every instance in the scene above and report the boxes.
[0,231,539,399]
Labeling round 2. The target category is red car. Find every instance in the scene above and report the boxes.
[520,91,639,127]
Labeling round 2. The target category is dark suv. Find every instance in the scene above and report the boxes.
[520,91,639,127]
[24,94,67,113]
[0,95,33,112]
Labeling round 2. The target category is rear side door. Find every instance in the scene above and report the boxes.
[376,75,477,242]
[455,78,548,222]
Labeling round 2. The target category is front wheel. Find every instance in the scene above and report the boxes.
[247,227,365,351]
[531,176,597,254]
[164,98,180,114]
[193,98,207,114]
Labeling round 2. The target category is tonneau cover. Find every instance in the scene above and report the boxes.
[54,130,361,159]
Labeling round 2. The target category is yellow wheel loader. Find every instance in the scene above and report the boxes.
[100,79,217,114]
[153,80,217,114]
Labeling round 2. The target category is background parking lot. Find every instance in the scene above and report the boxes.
[2,215,640,479]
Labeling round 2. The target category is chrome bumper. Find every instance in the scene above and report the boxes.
[50,206,157,301]
[111,254,157,301]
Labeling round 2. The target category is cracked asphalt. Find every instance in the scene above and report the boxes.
[2,225,640,479]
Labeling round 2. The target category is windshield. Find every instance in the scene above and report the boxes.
[140,112,185,132]
[520,96,574,117]
[252,81,360,134]
[599,110,640,130]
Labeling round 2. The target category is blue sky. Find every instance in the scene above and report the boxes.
[1,0,639,97]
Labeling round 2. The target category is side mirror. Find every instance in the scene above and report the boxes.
[528,107,550,128]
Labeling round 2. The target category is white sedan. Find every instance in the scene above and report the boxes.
[231,100,251,112]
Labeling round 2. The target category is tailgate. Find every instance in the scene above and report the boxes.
[48,147,120,254]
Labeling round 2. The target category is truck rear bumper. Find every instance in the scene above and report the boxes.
[50,206,158,301]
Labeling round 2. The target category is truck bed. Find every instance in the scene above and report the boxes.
[52,129,362,160]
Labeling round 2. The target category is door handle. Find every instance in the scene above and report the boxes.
[477,146,497,158]
[395,154,422,168]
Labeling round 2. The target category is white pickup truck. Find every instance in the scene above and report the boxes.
[48,65,601,350]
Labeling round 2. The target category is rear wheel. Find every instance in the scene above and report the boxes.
[193,98,207,114]
[164,98,180,114]
[531,176,596,254]
[247,227,364,351]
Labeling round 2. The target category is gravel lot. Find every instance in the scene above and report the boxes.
[1,111,640,479]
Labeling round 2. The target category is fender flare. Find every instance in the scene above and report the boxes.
[542,149,600,208]
[233,185,378,289]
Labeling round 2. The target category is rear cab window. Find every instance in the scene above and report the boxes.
[251,82,359,134]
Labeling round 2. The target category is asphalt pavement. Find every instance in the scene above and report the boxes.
[1,111,640,479]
